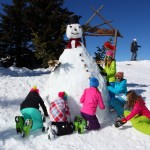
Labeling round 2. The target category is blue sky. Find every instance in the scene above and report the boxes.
[0,0,150,61]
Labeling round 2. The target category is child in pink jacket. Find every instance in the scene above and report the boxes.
[80,77,105,130]
[115,90,150,135]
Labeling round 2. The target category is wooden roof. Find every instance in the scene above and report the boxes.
[84,28,123,38]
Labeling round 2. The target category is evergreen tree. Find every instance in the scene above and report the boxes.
[0,0,74,68]
[94,36,114,61]
[24,0,73,67]
[94,46,106,61]
[0,0,33,67]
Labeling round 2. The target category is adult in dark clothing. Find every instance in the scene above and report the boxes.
[130,38,141,61]
[20,86,48,131]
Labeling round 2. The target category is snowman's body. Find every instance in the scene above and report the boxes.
[66,24,84,49]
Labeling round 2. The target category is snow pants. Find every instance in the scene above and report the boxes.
[81,112,100,130]
[21,108,43,131]
[51,122,74,136]
[124,110,150,135]
[109,98,126,116]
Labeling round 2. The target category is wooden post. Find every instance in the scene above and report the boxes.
[82,33,86,47]
[113,29,118,58]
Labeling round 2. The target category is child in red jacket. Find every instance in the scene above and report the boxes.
[115,90,150,135]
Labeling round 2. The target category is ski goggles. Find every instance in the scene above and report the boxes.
[106,56,113,59]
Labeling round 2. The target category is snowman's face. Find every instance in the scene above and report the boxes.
[66,24,83,39]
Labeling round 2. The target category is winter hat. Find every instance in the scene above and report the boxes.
[58,91,68,101]
[115,72,124,79]
[90,77,99,87]
[67,15,81,24]
[106,50,114,57]
[104,41,116,51]
[133,38,137,41]
[30,85,39,93]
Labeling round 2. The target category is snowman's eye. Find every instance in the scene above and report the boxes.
[79,26,81,28]
[70,26,72,28]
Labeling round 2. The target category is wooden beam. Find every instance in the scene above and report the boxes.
[84,5,104,27]
[91,7,115,30]
[84,33,117,36]
[95,20,113,28]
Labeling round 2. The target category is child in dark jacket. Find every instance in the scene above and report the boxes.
[115,90,150,135]
[80,77,105,130]
[15,86,48,137]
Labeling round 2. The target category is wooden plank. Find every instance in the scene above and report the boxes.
[91,7,115,30]
[84,5,104,26]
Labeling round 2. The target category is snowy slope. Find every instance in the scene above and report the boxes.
[0,60,150,150]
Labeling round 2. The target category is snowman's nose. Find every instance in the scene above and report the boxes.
[74,28,77,31]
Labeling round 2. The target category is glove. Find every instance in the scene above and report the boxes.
[100,71,107,76]
[114,118,127,128]
[106,81,110,86]
[98,64,104,71]
[44,113,49,117]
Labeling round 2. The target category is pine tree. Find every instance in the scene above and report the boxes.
[0,0,73,68]
[0,0,33,67]
[94,36,114,61]
[94,46,106,61]
[24,0,73,67]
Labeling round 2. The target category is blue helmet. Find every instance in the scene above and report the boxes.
[90,77,99,87]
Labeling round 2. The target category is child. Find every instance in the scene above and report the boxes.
[108,72,127,117]
[115,90,150,135]
[15,86,48,137]
[48,91,74,140]
[97,51,116,99]
[80,77,105,130]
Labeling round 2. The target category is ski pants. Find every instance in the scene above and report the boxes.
[51,122,74,136]
[109,98,126,116]
[21,108,43,131]
[81,112,100,130]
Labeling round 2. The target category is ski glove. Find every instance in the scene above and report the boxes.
[114,118,127,128]
[100,71,107,76]
[106,81,110,86]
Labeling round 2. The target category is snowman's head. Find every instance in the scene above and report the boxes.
[66,24,83,39]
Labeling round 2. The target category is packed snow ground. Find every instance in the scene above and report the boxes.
[0,60,150,150]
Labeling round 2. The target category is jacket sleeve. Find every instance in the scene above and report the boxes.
[80,90,86,103]
[39,96,48,116]
[125,107,141,121]
[108,80,126,94]
[98,92,105,110]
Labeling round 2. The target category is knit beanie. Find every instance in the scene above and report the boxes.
[106,50,114,57]
[30,85,39,93]
[104,41,116,51]
[58,91,68,101]
[115,72,124,79]
[90,77,99,87]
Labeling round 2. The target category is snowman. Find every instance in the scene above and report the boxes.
[66,15,84,49]
[43,15,109,123]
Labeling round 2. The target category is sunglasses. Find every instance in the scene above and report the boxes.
[106,56,112,59]
[115,77,121,80]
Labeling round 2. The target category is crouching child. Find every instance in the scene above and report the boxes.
[48,91,74,140]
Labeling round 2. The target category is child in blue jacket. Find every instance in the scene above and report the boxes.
[108,72,127,118]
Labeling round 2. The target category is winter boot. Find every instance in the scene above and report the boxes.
[73,116,80,131]
[15,116,25,134]
[48,124,58,141]
[78,117,87,134]
[22,119,32,138]
[42,116,50,132]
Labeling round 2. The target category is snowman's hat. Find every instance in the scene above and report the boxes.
[68,15,81,24]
